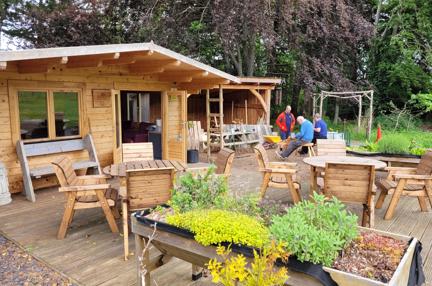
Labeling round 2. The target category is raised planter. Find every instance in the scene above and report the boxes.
[348,150,421,159]
[323,227,417,286]
[134,210,418,286]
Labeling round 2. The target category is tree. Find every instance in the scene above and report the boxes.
[368,0,432,110]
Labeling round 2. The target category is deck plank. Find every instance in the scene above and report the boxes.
[0,154,431,286]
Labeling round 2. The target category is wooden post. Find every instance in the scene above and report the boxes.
[231,101,234,123]
[312,96,316,115]
[264,89,271,125]
[245,99,248,124]
[219,85,224,149]
[206,89,211,160]
[368,91,373,139]
[319,93,324,117]
[358,95,362,132]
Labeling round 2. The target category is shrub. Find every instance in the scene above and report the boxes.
[169,167,228,213]
[270,193,358,266]
[376,134,411,154]
[167,209,270,248]
[207,242,289,286]
[214,194,262,219]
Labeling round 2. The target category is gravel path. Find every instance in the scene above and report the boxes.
[0,234,76,286]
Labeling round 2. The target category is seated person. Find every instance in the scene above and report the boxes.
[312,113,328,144]
[276,116,313,159]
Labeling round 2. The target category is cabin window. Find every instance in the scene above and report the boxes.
[18,91,49,140]
[53,92,80,137]
[17,89,81,141]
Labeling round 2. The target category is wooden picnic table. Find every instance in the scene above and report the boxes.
[131,216,322,286]
[103,160,188,177]
[303,156,387,195]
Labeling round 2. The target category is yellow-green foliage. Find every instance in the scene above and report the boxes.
[207,243,289,286]
[167,209,270,248]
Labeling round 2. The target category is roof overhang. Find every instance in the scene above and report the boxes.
[0,42,240,87]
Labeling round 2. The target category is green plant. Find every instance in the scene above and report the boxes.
[169,167,228,213]
[207,242,289,286]
[410,147,426,156]
[270,193,358,267]
[167,209,270,248]
[376,134,411,154]
[214,194,262,219]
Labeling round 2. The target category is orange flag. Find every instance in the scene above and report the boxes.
[375,124,382,143]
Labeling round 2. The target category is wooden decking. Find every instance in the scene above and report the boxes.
[0,153,431,286]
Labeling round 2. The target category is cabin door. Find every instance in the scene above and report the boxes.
[162,90,187,162]
[111,89,122,163]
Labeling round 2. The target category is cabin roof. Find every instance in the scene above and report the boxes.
[0,42,240,84]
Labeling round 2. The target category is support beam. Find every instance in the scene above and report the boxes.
[206,89,211,160]
[17,57,68,73]
[249,89,268,113]
[368,91,373,139]
[66,53,120,69]
[129,59,180,74]
[219,85,224,149]
[221,84,275,90]
[264,89,271,125]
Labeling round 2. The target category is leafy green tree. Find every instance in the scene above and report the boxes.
[368,0,432,110]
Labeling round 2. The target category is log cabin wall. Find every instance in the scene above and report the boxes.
[187,89,267,129]
[0,70,173,194]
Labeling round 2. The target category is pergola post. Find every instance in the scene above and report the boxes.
[357,95,362,132]
[368,91,373,139]
[319,93,324,116]
[219,85,224,149]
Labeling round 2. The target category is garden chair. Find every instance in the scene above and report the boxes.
[122,142,154,162]
[213,148,235,177]
[122,167,175,260]
[253,144,301,203]
[316,139,346,156]
[321,162,376,227]
[51,156,119,239]
[376,151,432,220]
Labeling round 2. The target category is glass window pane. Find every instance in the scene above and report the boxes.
[54,92,79,137]
[18,91,48,140]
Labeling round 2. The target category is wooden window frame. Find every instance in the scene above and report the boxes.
[9,82,84,143]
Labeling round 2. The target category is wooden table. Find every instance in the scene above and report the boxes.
[131,216,322,286]
[103,160,188,177]
[303,156,387,195]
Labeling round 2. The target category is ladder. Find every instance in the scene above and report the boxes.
[206,87,224,159]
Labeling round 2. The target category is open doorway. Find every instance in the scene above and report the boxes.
[120,91,162,159]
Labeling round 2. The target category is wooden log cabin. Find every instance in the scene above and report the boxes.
[0,42,279,198]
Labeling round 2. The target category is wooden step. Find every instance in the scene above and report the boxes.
[208,98,220,102]
[209,128,222,132]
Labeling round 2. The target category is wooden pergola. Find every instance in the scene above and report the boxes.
[312,90,374,138]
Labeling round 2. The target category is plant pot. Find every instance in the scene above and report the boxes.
[347,150,421,159]
[322,227,417,286]
[187,149,199,163]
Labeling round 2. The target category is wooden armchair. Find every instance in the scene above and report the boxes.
[376,151,432,220]
[316,139,346,156]
[214,148,235,177]
[122,167,175,260]
[51,156,119,239]
[322,163,376,227]
[122,142,154,162]
[253,144,301,203]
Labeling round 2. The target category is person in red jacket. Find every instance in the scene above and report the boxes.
[276,105,295,140]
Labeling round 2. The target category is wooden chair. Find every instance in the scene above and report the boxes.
[316,139,346,156]
[51,156,119,239]
[122,167,175,260]
[376,151,432,220]
[322,162,376,227]
[253,144,301,203]
[214,148,235,177]
[122,142,154,162]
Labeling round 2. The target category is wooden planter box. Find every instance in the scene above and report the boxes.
[323,227,417,286]
[347,150,421,167]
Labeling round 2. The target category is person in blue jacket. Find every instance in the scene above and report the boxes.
[276,116,314,159]
[312,113,328,144]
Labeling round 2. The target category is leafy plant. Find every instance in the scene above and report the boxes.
[214,194,262,219]
[166,209,270,248]
[169,167,228,213]
[376,134,411,154]
[270,193,358,266]
[207,242,289,286]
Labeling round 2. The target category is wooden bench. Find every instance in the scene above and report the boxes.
[16,134,101,202]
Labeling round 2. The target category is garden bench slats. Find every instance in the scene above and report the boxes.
[16,134,101,202]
